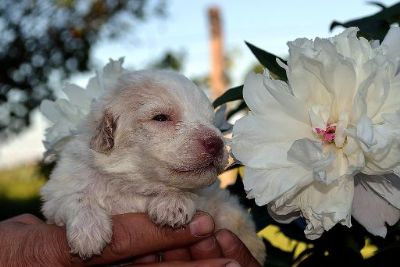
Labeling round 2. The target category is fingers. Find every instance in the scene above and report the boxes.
[132,249,191,264]
[131,235,224,264]
[130,258,241,267]
[85,212,215,265]
[215,230,260,267]
[163,248,191,261]
[3,214,44,225]
[189,236,222,260]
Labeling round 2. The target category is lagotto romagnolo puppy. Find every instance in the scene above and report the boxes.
[40,70,266,263]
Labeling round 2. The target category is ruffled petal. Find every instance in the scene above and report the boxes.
[352,177,400,237]
[359,173,400,210]
[262,71,309,123]
[287,40,332,108]
[232,109,312,169]
[272,175,354,240]
[287,138,335,183]
[41,58,126,161]
[382,26,400,60]
[63,83,92,110]
[362,123,400,173]
[244,166,312,206]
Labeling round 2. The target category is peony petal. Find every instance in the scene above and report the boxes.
[243,166,312,206]
[362,124,400,173]
[287,42,332,108]
[382,110,400,125]
[378,77,400,118]
[262,70,309,123]
[319,52,357,119]
[40,100,63,123]
[359,172,400,210]
[273,175,354,240]
[287,138,335,183]
[356,116,375,147]
[334,28,373,65]
[382,26,400,60]
[63,83,92,110]
[342,137,365,174]
[41,58,126,161]
[233,111,312,144]
[242,72,280,116]
[268,203,301,224]
[351,72,377,123]
[352,178,400,237]
[395,167,400,177]
[324,148,352,183]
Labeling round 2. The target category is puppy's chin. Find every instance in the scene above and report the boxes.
[166,156,227,189]
[168,167,218,189]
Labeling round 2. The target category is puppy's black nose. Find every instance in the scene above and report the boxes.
[202,136,224,156]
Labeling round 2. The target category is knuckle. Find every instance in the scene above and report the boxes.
[109,218,140,257]
[13,213,41,224]
[20,226,67,266]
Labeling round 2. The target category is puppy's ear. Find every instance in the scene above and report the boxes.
[90,109,118,153]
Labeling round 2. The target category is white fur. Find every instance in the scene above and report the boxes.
[41,70,266,263]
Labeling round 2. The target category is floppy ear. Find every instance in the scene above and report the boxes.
[90,109,118,153]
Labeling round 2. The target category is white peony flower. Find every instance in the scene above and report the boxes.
[41,58,126,161]
[232,27,400,239]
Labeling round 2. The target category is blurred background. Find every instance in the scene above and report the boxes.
[0,0,400,266]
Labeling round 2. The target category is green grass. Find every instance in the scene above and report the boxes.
[0,164,46,220]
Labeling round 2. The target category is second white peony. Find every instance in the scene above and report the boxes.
[232,27,400,239]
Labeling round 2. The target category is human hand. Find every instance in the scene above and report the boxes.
[0,212,261,267]
[131,229,261,267]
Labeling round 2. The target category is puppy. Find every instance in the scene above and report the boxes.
[40,70,266,263]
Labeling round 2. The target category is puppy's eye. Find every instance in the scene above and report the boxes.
[152,114,171,122]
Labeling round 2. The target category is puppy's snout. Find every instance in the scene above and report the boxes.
[202,136,224,157]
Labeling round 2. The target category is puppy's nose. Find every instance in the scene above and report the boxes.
[202,136,224,156]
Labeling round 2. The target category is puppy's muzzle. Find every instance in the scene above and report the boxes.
[201,135,224,157]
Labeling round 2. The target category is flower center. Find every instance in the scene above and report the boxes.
[315,123,336,144]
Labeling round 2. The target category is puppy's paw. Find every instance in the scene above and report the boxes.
[66,211,112,259]
[148,193,196,228]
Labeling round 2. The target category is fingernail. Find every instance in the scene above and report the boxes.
[189,212,214,237]
[192,236,216,251]
[225,261,241,267]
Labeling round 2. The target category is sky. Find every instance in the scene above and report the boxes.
[0,0,399,168]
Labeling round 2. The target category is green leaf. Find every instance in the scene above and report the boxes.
[212,85,243,108]
[330,2,400,41]
[227,101,247,119]
[245,41,288,81]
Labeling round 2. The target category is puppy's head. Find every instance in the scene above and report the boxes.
[86,70,227,189]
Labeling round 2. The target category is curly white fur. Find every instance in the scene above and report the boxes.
[40,70,266,263]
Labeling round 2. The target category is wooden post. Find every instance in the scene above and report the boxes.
[208,7,226,99]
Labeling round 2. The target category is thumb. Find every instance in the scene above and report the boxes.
[131,259,242,267]
[80,212,215,266]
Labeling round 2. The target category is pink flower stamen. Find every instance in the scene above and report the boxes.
[315,124,336,143]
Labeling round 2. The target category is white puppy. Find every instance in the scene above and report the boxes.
[41,70,266,263]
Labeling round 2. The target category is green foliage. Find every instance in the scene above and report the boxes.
[330,2,400,41]
[244,41,287,81]
[0,0,166,140]
[213,85,243,108]
[149,50,186,71]
[212,42,287,109]
[0,164,45,220]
